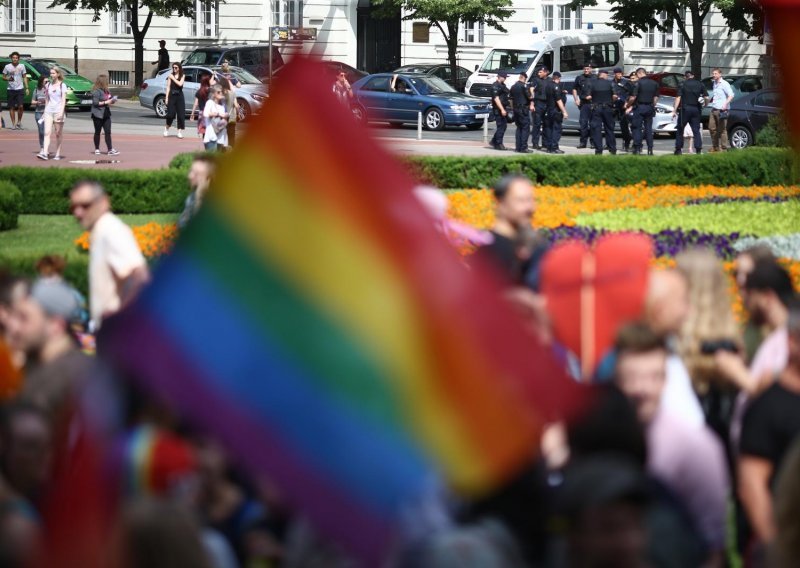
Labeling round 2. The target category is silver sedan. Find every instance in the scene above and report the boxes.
[139,64,268,122]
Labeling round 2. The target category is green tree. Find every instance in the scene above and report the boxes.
[568,0,764,77]
[48,0,197,91]
[373,0,514,90]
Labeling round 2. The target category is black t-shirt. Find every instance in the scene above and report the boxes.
[740,381,800,484]
[678,78,705,110]
[473,231,520,284]
[590,79,614,104]
[491,81,510,112]
[530,76,549,101]
[545,81,564,107]
[633,78,659,103]
[612,78,631,99]
[510,80,531,107]
[157,48,170,71]
[574,74,594,99]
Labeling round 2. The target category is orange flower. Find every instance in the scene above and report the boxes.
[75,222,178,259]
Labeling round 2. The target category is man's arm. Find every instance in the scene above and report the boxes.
[117,265,150,310]
[738,455,776,543]
[493,95,506,116]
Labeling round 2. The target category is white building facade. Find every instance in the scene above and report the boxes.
[0,0,769,91]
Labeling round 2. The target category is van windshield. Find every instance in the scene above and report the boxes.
[186,50,223,66]
[479,49,538,74]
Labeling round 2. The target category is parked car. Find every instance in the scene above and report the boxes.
[0,58,94,110]
[701,74,763,125]
[351,72,491,130]
[646,72,685,97]
[139,65,267,122]
[394,63,472,92]
[724,88,781,149]
[560,79,678,136]
[183,44,284,81]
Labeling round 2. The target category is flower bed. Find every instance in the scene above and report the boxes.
[75,222,178,259]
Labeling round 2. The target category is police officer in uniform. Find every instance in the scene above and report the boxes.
[612,67,633,152]
[588,69,617,154]
[544,71,569,154]
[628,67,659,155]
[528,66,550,149]
[673,69,706,155]
[572,63,595,148]
[510,72,534,153]
[490,71,510,151]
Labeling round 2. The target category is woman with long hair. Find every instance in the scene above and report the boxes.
[164,62,186,138]
[38,67,67,160]
[190,73,211,139]
[33,75,47,155]
[202,84,229,151]
[90,74,119,155]
[216,75,238,149]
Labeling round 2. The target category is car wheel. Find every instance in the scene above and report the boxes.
[424,107,444,131]
[351,104,366,124]
[236,99,250,122]
[465,123,483,130]
[729,125,752,149]
[154,96,168,119]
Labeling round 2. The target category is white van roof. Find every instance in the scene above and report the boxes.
[491,29,621,51]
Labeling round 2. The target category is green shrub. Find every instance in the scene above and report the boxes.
[169,151,216,170]
[404,147,799,188]
[0,254,89,296]
[0,168,189,214]
[0,181,21,231]
[756,115,790,148]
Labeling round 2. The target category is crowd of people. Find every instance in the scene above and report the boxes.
[0,163,797,566]
[490,64,735,156]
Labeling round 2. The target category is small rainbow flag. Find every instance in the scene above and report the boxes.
[100,58,571,563]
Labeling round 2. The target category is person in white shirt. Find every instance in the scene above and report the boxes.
[2,51,30,129]
[39,67,67,160]
[69,180,149,331]
[708,68,734,152]
[202,84,229,151]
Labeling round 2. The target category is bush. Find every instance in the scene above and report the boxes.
[0,254,89,296]
[169,151,216,170]
[405,147,799,188]
[0,181,22,231]
[0,168,189,214]
[756,115,790,148]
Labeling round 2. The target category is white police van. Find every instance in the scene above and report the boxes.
[465,28,624,98]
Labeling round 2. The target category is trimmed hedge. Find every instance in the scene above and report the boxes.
[0,181,21,230]
[169,151,216,170]
[404,147,800,188]
[0,167,189,215]
[0,254,89,296]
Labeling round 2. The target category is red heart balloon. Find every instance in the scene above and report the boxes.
[540,233,653,379]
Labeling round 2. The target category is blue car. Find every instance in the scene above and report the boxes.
[351,72,492,130]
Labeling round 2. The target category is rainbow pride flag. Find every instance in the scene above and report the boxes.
[100,58,572,563]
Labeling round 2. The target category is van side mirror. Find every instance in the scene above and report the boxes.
[475,65,479,71]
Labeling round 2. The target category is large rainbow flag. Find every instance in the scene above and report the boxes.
[100,58,573,563]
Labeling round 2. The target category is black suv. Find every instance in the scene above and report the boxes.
[183,44,284,80]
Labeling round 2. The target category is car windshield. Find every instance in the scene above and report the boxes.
[31,61,78,75]
[409,76,456,95]
[229,68,262,84]
[186,51,223,66]
[479,49,538,74]
[398,66,431,74]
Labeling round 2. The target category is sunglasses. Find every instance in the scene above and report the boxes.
[69,196,99,213]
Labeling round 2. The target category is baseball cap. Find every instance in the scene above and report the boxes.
[538,65,550,73]
[684,70,694,77]
[30,280,79,322]
[598,69,609,75]
[552,71,561,78]
[496,71,508,78]
[613,67,623,74]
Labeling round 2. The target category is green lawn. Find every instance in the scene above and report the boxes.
[0,214,178,257]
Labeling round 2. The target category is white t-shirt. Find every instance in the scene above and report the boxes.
[2,63,25,90]
[45,82,68,114]
[89,212,147,329]
[659,354,706,429]
[203,99,228,146]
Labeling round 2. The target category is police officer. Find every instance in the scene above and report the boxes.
[544,71,569,154]
[510,72,534,153]
[490,71,510,151]
[588,69,617,155]
[528,66,550,150]
[628,67,659,155]
[572,63,595,148]
[612,67,633,152]
[673,70,706,155]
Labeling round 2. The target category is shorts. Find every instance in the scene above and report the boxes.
[7,89,24,108]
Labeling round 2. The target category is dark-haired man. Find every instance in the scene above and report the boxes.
[628,68,659,155]
[588,69,616,155]
[673,70,705,155]
[572,64,594,148]
[2,51,29,130]
[611,68,632,152]
[490,71,510,151]
[528,66,550,150]
[544,72,568,154]
[510,72,533,153]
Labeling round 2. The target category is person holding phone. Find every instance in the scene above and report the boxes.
[202,84,229,151]
[164,62,186,138]
[33,75,47,155]
[91,74,119,156]
[39,67,67,160]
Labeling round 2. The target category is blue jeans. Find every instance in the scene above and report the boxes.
[35,110,44,149]
[204,141,217,151]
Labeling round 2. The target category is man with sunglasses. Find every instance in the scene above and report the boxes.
[332,68,353,107]
[69,180,149,331]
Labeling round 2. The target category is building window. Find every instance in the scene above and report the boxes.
[542,2,581,31]
[109,6,131,35]
[273,0,303,27]
[462,21,484,45]
[109,70,129,85]
[412,22,430,43]
[189,0,218,37]
[644,11,685,50]
[5,0,34,33]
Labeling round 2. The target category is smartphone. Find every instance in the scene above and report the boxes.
[700,339,738,355]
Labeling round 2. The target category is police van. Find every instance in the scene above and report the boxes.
[465,29,623,98]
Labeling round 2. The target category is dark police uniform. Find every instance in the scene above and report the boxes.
[674,75,705,153]
[589,75,616,154]
[612,75,633,150]
[544,77,567,152]
[510,77,533,152]
[630,76,659,154]
[573,71,595,147]
[529,73,549,148]
[491,76,511,149]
